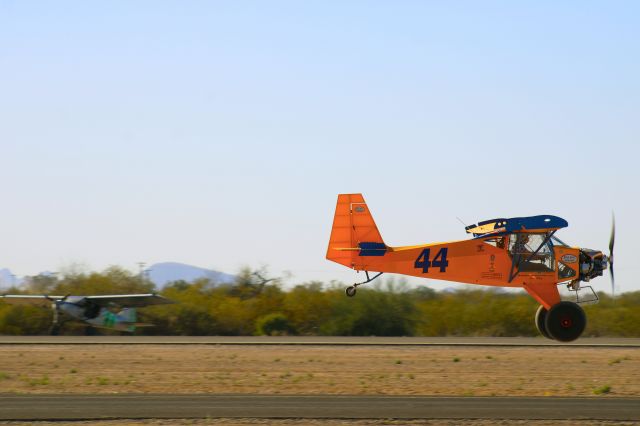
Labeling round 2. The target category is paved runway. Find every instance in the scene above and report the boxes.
[0,336,639,346]
[0,394,638,421]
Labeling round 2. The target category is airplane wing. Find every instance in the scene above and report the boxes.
[0,295,65,307]
[83,294,174,308]
[465,216,569,237]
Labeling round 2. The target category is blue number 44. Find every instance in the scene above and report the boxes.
[414,248,449,273]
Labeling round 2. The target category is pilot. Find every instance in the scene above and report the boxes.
[516,234,530,254]
[516,234,546,262]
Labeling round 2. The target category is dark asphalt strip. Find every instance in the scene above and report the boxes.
[0,395,638,421]
[1,336,640,347]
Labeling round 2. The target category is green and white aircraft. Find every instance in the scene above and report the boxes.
[0,293,174,334]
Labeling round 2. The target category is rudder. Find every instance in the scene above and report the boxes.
[326,194,385,269]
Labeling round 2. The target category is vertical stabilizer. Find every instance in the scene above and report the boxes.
[326,194,385,269]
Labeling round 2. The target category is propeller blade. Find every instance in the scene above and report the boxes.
[610,264,615,297]
[609,212,615,297]
[609,213,615,256]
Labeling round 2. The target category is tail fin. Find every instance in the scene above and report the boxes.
[326,193,386,269]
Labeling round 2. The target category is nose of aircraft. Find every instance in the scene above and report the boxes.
[578,249,607,280]
[577,214,615,295]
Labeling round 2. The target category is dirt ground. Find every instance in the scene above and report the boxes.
[1,420,638,426]
[0,344,638,397]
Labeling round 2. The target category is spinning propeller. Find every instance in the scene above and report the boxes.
[609,213,615,297]
[45,295,70,335]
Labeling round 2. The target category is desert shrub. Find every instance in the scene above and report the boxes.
[255,313,295,336]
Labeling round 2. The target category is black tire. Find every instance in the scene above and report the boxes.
[345,286,357,297]
[544,301,586,342]
[535,305,552,339]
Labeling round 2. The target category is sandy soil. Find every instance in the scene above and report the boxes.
[0,420,638,426]
[0,345,637,397]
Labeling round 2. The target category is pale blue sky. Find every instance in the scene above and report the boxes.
[1,1,638,292]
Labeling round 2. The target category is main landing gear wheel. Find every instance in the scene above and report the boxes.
[535,305,551,339]
[544,301,586,342]
[345,286,357,297]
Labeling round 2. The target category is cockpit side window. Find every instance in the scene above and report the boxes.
[508,233,555,272]
[558,262,577,279]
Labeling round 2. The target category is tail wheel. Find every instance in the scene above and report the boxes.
[535,305,551,339]
[544,301,586,342]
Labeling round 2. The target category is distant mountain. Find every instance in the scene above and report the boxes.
[148,262,235,288]
[0,268,18,290]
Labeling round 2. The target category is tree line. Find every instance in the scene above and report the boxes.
[0,266,638,336]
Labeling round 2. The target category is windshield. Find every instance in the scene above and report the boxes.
[508,233,555,272]
[551,235,569,247]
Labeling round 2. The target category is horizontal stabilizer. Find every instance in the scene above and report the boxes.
[358,242,387,256]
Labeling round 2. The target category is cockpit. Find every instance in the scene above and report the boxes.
[507,233,554,273]
[465,215,570,283]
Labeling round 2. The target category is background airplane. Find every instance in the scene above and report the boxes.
[0,293,174,335]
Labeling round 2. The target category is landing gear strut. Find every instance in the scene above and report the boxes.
[345,271,383,297]
[49,302,61,336]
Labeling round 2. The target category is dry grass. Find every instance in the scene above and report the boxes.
[0,344,638,397]
[0,420,638,426]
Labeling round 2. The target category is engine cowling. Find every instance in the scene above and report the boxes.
[579,249,608,282]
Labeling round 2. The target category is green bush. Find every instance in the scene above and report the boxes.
[255,313,294,336]
[1,267,639,337]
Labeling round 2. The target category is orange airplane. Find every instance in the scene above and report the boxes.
[326,194,615,342]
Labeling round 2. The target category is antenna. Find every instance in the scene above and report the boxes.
[456,216,468,227]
